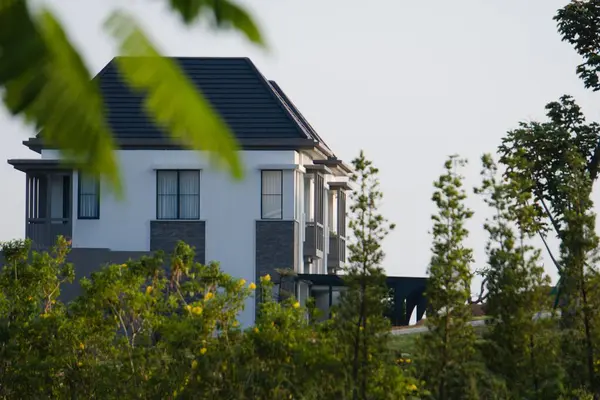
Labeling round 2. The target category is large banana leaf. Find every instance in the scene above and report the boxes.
[0,1,119,189]
[1,0,266,189]
[168,0,265,46]
[105,11,243,178]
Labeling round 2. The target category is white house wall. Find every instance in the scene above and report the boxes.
[41,149,299,326]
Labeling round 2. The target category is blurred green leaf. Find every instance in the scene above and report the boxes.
[168,0,264,46]
[0,2,120,190]
[105,10,243,179]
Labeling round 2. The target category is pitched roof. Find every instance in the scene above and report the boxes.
[92,57,327,147]
[268,81,332,154]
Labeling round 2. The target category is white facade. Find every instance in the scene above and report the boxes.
[39,148,346,327]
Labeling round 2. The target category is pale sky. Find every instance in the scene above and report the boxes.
[1,0,597,285]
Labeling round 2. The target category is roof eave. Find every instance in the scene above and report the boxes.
[7,159,73,173]
[22,137,319,152]
[313,157,353,175]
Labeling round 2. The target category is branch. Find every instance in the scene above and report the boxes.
[587,139,600,182]
[469,277,488,305]
[538,230,562,274]
[539,198,562,239]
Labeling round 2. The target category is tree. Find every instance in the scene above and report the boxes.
[417,155,479,400]
[498,96,600,393]
[331,150,420,400]
[556,0,600,93]
[1,0,264,190]
[476,154,562,399]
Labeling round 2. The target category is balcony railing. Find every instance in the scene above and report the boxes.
[304,222,325,259]
[327,232,346,274]
[26,218,72,248]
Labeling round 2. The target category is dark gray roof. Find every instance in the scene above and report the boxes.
[268,81,332,153]
[92,57,329,147]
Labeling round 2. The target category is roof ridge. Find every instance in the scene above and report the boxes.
[242,58,313,141]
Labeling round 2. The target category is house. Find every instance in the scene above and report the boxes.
[7,57,351,327]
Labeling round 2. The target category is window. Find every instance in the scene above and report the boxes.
[328,190,337,233]
[338,190,347,237]
[294,170,303,222]
[261,170,283,219]
[156,170,200,220]
[78,172,100,219]
[304,176,313,222]
[315,173,324,224]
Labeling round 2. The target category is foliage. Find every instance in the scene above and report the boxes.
[417,155,480,400]
[331,150,423,399]
[0,0,263,189]
[0,234,421,399]
[475,154,563,399]
[556,0,600,92]
[498,96,600,393]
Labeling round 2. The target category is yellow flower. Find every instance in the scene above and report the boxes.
[185,305,192,312]
[254,327,259,333]
[51,299,56,304]
[79,343,85,350]
[263,274,271,282]
[77,361,83,367]
[249,282,257,290]
[405,358,412,364]
[407,384,417,391]
[191,359,198,369]
[200,347,207,355]
[238,279,246,287]
[121,263,127,268]
[292,301,300,309]
[204,292,214,301]
[233,321,240,327]
[192,306,203,315]
[146,286,153,295]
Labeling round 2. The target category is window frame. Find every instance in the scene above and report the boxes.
[260,169,284,220]
[156,169,201,220]
[77,171,100,220]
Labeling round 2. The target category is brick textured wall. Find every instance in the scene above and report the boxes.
[150,221,206,264]
[255,220,297,306]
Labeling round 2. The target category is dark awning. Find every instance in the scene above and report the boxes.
[7,159,73,173]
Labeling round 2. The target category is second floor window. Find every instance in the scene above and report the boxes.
[157,170,200,220]
[261,170,283,219]
[78,172,100,219]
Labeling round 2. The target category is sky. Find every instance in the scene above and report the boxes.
[1,0,598,286]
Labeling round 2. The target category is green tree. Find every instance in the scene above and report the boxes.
[417,155,479,400]
[1,0,264,190]
[556,0,600,93]
[475,154,563,399]
[498,96,600,393]
[331,150,420,400]
[1,236,419,399]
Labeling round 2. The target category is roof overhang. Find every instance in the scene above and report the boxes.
[313,158,352,175]
[328,181,352,191]
[305,164,333,175]
[7,159,73,173]
[296,273,428,288]
[23,137,321,153]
